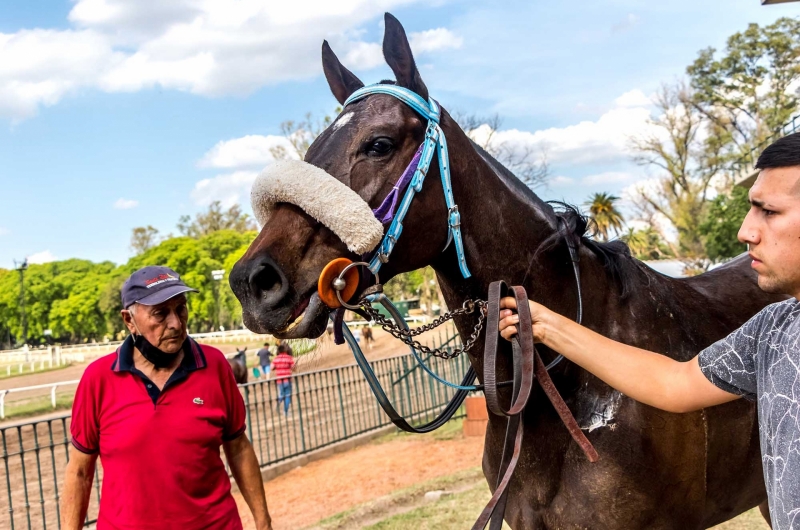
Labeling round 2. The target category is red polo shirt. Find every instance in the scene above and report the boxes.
[70,336,246,530]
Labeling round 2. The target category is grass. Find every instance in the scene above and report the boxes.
[309,444,770,530]
[0,362,74,380]
[2,394,74,421]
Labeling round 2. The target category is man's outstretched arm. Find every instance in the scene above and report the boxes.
[499,298,740,413]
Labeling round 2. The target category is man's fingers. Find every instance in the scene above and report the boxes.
[500,327,518,340]
[499,297,517,310]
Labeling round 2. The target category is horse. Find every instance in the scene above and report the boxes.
[361,325,374,350]
[228,347,248,385]
[229,13,782,528]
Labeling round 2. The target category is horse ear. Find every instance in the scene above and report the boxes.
[322,40,364,105]
[382,13,429,101]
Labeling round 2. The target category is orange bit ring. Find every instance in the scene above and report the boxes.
[318,258,360,309]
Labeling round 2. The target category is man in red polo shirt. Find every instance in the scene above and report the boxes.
[60,266,272,530]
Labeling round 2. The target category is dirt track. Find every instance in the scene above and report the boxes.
[233,428,485,530]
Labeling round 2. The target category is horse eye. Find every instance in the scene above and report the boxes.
[366,138,394,157]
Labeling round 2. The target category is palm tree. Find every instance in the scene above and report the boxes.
[585,192,624,241]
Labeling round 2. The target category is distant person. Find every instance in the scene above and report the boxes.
[256,342,272,379]
[61,266,272,530]
[272,342,295,417]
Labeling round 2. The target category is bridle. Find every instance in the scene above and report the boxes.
[321,83,598,528]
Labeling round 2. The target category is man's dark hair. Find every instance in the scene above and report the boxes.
[756,132,800,169]
[278,343,292,355]
[263,342,269,347]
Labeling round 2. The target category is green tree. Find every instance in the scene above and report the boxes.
[620,227,674,261]
[688,18,800,160]
[177,201,257,239]
[130,225,160,255]
[629,83,723,259]
[585,192,625,241]
[698,186,750,261]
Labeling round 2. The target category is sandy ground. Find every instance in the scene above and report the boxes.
[233,430,485,530]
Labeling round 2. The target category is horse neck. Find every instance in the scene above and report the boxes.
[429,125,619,378]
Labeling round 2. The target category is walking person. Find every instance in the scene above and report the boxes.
[272,342,295,417]
[61,266,272,530]
[497,133,800,529]
[256,342,272,379]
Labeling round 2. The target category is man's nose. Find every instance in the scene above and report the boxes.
[738,210,758,246]
[165,310,184,330]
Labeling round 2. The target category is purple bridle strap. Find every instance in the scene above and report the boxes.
[371,143,424,224]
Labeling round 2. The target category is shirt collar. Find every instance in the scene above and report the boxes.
[112,335,207,373]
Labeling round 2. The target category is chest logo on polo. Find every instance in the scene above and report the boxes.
[193,397,204,405]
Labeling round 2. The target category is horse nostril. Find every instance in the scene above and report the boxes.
[249,257,289,309]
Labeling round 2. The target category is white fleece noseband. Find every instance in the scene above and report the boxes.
[251,160,384,254]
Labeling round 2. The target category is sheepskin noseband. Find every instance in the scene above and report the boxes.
[251,160,385,254]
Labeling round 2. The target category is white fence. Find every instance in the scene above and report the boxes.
[0,329,274,367]
[0,380,80,419]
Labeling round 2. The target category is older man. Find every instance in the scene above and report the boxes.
[61,266,272,530]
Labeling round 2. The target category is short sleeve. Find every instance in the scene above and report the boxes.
[698,310,765,401]
[70,368,101,454]
[221,363,247,441]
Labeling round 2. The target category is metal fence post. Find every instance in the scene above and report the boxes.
[243,386,253,437]
[296,377,306,452]
[335,370,347,438]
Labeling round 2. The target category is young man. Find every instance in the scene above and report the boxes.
[61,266,272,530]
[498,132,800,529]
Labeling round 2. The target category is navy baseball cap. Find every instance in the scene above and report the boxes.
[121,266,198,309]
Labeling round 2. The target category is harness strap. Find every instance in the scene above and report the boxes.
[344,84,472,279]
[473,281,599,529]
[342,318,477,433]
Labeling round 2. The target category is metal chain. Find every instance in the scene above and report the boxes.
[360,298,488,359]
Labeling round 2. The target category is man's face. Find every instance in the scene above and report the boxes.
[121,295,189,354]
[739,166,800,298]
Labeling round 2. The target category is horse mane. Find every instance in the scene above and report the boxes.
[541,202,638,298]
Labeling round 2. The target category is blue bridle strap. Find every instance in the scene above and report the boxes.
[343,84,471,279]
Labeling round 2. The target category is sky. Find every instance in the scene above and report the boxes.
[0,0,797,269]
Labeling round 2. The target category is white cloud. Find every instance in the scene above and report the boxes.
[581,171,636,185]
[199,135,298,169]
[550,176,575,186]
[113,198,139,209]
[469,98,654,167]
[1,1,463,120]
[409,28,462,54]
[191,170,259,207]
[27,250,57,264]
[614,89,651,108]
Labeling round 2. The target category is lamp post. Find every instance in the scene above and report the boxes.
[211,269,225,332]
[13,259,28,347]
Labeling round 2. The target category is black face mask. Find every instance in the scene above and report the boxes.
[133,333,182,369]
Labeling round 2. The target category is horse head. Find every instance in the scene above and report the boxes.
[230,14,470,339]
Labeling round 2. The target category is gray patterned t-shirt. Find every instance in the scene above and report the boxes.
[699,298,800,529]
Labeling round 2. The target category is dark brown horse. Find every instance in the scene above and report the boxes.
[230,14,782,528]
[229,347,248,385]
